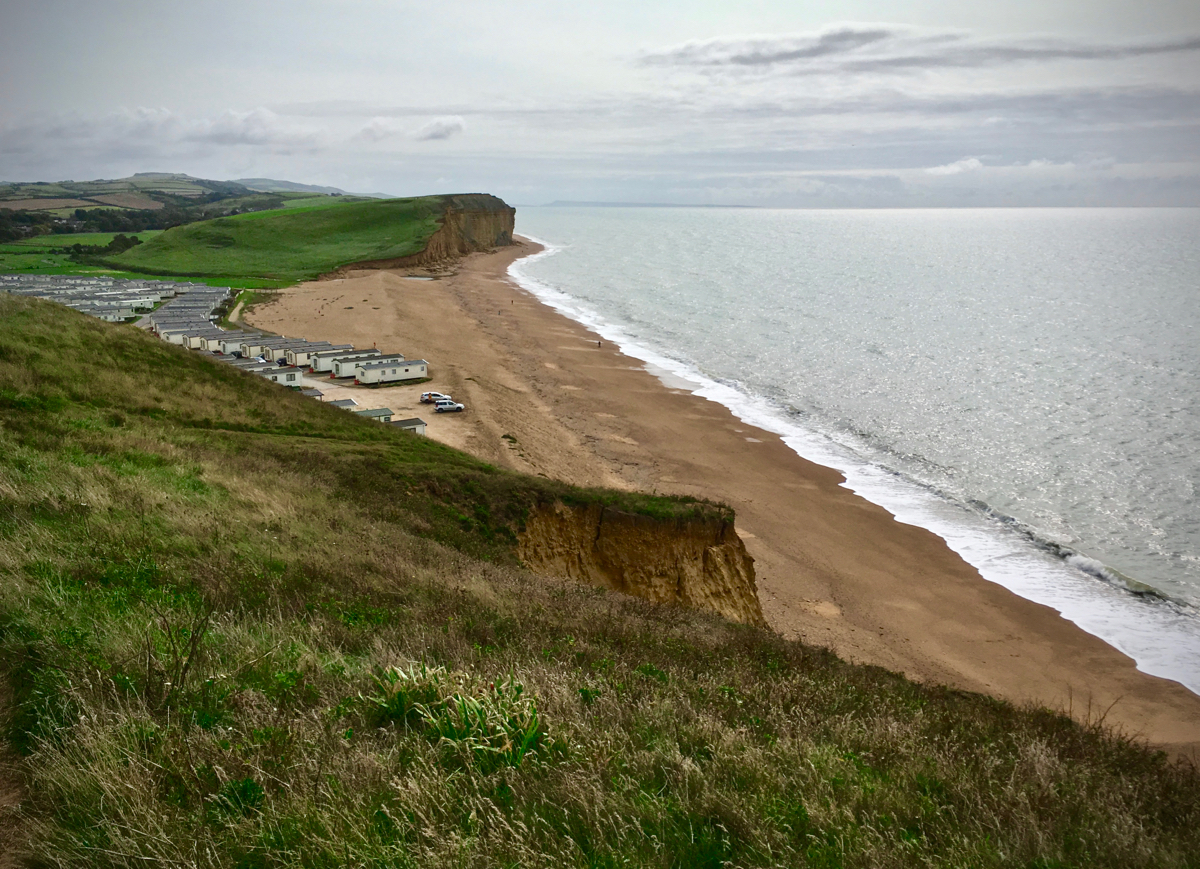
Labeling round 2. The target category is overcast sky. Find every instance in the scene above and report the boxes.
[2,0,1199,205]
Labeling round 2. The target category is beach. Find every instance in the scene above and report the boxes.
[248,238,1200,756]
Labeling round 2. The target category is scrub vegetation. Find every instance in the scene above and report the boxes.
[1,296,1198,867]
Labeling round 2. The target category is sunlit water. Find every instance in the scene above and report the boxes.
[509,207,1200,693]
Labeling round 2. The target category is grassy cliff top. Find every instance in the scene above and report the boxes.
[1,298,1198,866]
[106,193,509,284]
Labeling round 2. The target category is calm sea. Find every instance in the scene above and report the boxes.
[510,207,1200,693]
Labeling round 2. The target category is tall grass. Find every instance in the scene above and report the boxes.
[1,297,1198,867]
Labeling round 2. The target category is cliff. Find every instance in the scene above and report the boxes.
[333,193,515,273]
[517,501,765,626]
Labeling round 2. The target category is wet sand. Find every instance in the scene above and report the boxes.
[248,238,1200,756]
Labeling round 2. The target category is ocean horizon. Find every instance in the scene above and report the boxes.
[509,205,1200,694]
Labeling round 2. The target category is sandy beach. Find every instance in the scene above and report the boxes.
[248,238,1200,756]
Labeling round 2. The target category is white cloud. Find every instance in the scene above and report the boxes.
[355,117,404,143]
[925,156,984,175]
[413,116,465,141]
[185,108,314,146]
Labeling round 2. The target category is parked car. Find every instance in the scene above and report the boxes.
[434,399,465,413]
[421,392,451,404]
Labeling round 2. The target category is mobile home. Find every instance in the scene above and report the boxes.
[333,352,402,379]
[263,341,313,362]
[355,359,428,385]
[220,334,260,355]
[353,407,395,423]
[312,348,378,374]
[258,366,304,387]
[286,342,349,368]
[390,417,427,435]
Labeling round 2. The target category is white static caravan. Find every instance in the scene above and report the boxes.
[158,329,190,345]
[286,343,349,368]
[312,348,378,374]
[258,366,304,387]
[220,334,259,355]
[199,334,233,352]
[355,359,428,385]
[259,342,302,362]
[183,331,223,350]
[240,337,286,358]
[332,353,402,379]
[353,407,395,423]
[391,417,427,436]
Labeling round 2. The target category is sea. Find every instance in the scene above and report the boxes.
[508,206,1200,695]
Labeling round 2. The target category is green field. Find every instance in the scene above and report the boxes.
[0,232,166,274]
[107,196,454,283]
[0,231,289,289]
[2,295,1199,865]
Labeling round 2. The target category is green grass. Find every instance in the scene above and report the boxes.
[278,194,379,211]
[0,231,290,288]
[0,233,166,277]
[1,298,1198,867]
[8,231,165,248]
[106,196,459,283]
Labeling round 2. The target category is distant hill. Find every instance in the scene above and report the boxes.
[0,173,349,239]
[0,173,251,209]
[542,200,759,208]
[234,178,350,195]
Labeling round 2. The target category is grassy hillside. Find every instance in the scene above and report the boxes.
[1,297,1199,866]
[107,197,451,283]
[0,231,163,275]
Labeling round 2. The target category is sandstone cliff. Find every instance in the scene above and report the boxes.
[335,193,515,273]
[518,501,765,626]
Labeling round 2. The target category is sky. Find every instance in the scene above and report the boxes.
[2,0,1199,206]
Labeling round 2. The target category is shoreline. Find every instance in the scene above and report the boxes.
[508,235,1200,698]
[247,238,1200,756]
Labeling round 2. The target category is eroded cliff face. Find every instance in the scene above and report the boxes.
[336,193,515,273]
[518,501,765,626]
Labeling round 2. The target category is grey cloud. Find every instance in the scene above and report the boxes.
[414,116,465,140]
[641,24,1200,74]
[184,108,316,146]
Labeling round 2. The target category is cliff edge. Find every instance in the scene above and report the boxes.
[332,193,515,273]
[518,501,765,626]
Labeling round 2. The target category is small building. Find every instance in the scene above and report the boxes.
[257,366,304,387]
[158,329,190,345]
[220,334,259,355]
[199,334,232,352]
[235,361,277,374]
[390,417,427,435]
[355,359,428,385]
[311,348,379,374]
[286,343,350,368]
[262,341,312,362]
[301,388,324,399]
[329,398,359,409]
[332,352,401,378]
[240,337,291,358]
[353,407,394,423]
